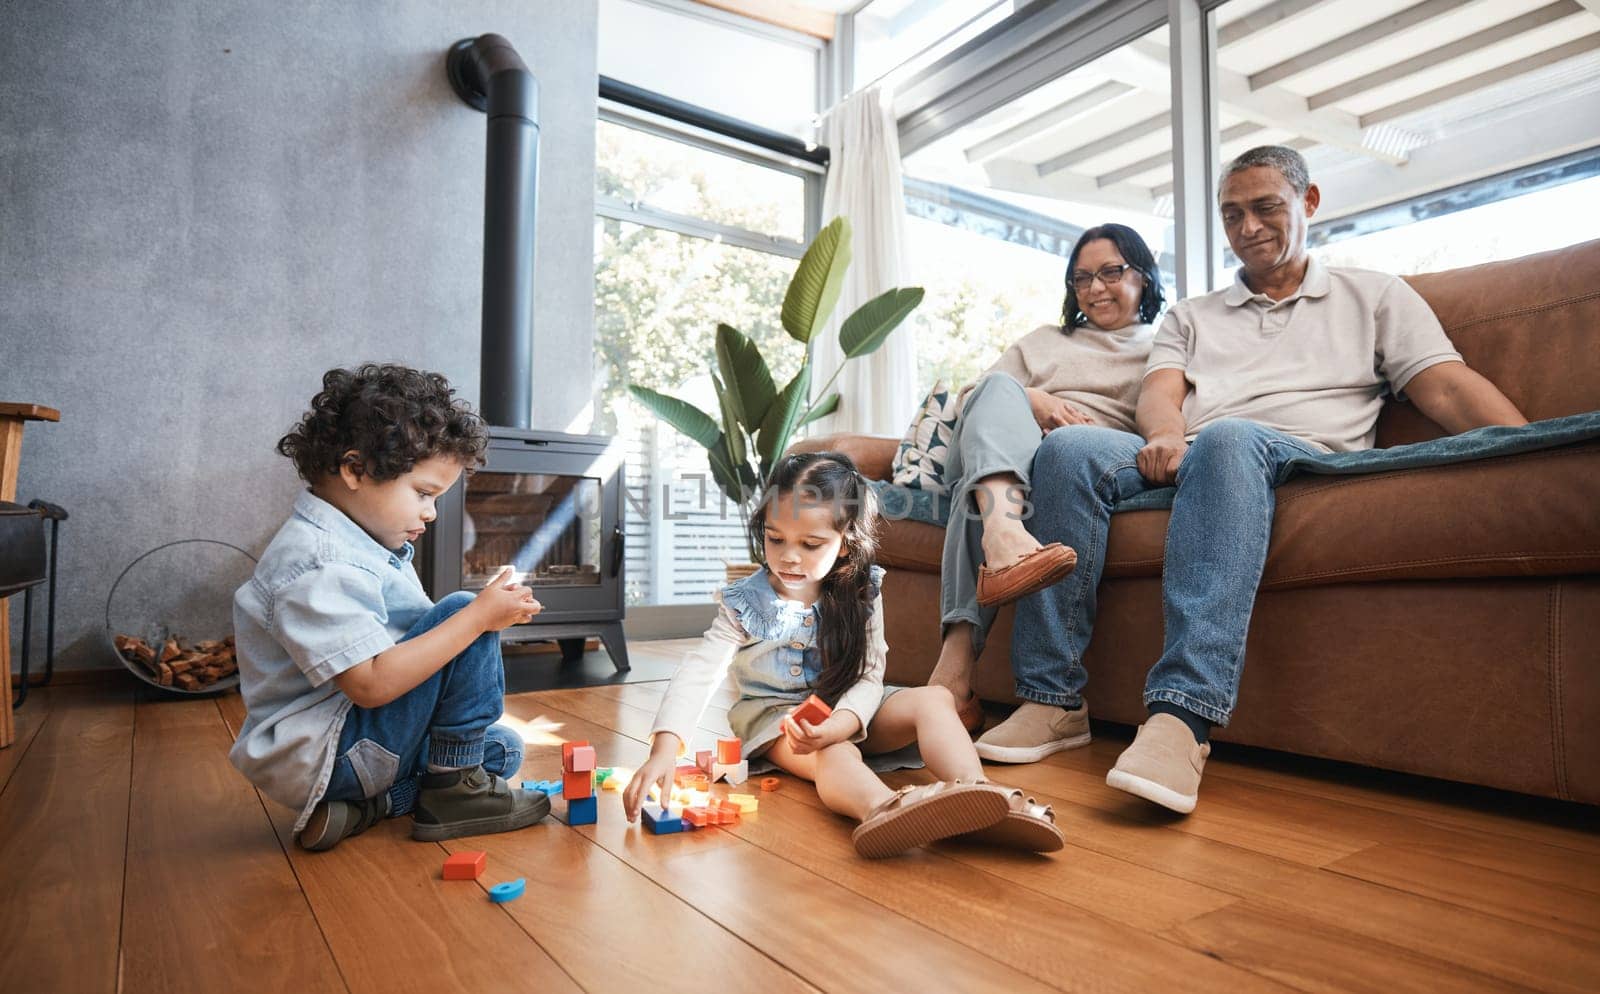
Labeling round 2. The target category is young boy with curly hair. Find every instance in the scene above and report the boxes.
[230,363,550,851]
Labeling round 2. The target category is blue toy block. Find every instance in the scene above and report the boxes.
[567,794,597,825]
[640,802,683,835]
[524,779,562,795]
[488,878,526,903]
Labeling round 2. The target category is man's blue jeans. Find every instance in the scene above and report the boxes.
[322,592,522,815]
[1011,418,1321,726]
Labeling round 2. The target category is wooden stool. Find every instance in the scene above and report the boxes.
[1,403,60,748]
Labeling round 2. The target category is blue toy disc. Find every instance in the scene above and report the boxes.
[488,878,526,903]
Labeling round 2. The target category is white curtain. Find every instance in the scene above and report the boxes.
[809,86,920,439]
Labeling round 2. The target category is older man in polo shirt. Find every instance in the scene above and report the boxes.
[975,145,1527,813]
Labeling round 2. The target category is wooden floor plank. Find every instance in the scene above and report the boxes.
[975,761,1600,993]
[1164,902,1534,994]
[0,682,53,795]
[1325,844,1600,942]
[726,788,1283,994]
[222,691,581,994]
[511,698,1067,994]
[449,804,821,994]
[0,686,135,994]
[120,697,347,994]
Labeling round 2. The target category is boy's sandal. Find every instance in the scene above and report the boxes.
[957,787,1064,853]
[850,779,1012,859]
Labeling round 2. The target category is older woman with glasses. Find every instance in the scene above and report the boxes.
[929,223,1166,735]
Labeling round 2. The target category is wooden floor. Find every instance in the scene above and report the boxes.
[3,644,1599,994]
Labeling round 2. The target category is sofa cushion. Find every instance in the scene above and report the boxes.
[890,380,960,493]
[878,439,1600,586]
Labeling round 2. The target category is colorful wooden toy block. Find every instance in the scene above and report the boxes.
[725,793,758,814]
[641,802,684,835]
[489,878,526,903]
[563,769,594,800]
[567,794,597,826]
[710,760,749,785]
[790,694,831,727]
[594,767,614,784]
[525,778,562,795]
[682,807,709,828]
[759,777,780,791]
[695,750,713,771]
[715,737,742,765]
[568,744,596,773]
[560,740,590,769]
[442,850,486,880]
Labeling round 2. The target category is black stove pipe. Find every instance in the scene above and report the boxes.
[446,34,538,429]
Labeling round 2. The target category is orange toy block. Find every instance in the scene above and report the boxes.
[442,850,486,880]
[695,749,713,771]
[682,807,709,828]
[561,740,591,770]
[759,776,780,791]
[562,769,594,799]
[715,737,741,765]
[790,694,831,728]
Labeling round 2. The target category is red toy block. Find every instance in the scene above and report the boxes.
[682,807,709,828]
[695,749,713,771]
[568,744,596,773]
[715,737,741,765]
[561,740,590,770]
[790,694,831,728]
[443,850,486,880]
[562,769,594,800]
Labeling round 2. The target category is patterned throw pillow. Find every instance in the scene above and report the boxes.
[891,380,960,494]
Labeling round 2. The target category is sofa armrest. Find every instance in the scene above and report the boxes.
[788,434,900,481]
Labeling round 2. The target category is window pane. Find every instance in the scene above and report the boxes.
[898,25,1176,393]
[593,221,802,606]
[599,0,819,141]
[1210,0,1600,272]
[853,0,1010,91]
[597,119,806,242]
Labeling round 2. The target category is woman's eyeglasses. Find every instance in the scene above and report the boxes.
[1070,264,1139,292]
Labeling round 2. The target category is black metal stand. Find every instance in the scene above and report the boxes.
[15,500,66,708]
[503,622,630,673]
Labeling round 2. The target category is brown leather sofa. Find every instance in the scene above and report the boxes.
[798,238,1600,805]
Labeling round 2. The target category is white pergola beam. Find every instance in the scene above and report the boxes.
[1249,0,1476,92]
[1105,40,1410,165]
[1217,0,1324,48]
[1308,0,1583,110]
[1096,122,1263,188]
[1037,112,1171,176]
[1315,86,1600,219]
[1152,136,1316,198]
[963,81,1135,164]
[984,158,1161,214]
[1360,33,1600,125]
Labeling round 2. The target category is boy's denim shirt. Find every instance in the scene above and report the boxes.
[650,564,888,751]
[229,490,433,833]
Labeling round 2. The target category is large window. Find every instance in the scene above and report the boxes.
[593,121,818,608]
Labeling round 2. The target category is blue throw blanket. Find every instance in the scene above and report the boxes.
[871,410,1600,528]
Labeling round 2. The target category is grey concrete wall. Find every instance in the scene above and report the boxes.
[1,1,598,672]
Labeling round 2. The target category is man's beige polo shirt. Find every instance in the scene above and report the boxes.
[1145,257,1462,452]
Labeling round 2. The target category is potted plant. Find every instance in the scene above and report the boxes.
[628,216,923,572]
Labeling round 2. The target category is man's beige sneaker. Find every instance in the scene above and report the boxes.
[1105,713,1211,814]
[974,701,1091,763]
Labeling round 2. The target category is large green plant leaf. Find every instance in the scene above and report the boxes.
[715,323,776,430]
[627,385,721,450]
[780,216,852,344]
[756,364,812,474]
[798,392,840,427]
[710,371,747,469]
[839,287,924,358]
[705,439,749,506]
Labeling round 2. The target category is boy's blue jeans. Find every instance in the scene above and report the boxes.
[1011,419,1321,726]
[322,592,522,815]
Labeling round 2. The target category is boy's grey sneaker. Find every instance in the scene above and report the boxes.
[412,765,550,842]
[298,796,388,851]
[974,701,1091,763]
